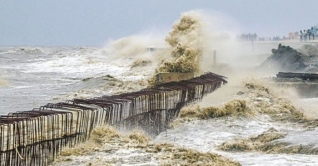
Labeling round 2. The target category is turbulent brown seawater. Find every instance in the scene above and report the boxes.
[52,126,241,166]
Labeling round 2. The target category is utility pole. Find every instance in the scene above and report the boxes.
[213,50,216,68]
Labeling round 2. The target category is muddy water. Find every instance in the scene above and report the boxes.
[154,81,318,165]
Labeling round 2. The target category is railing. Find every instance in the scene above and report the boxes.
[0,72,227,166]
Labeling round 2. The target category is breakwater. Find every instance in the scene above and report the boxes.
[0,72,227,166]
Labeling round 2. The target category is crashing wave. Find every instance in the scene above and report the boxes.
[52,125,241,166]
[148,11,207,85]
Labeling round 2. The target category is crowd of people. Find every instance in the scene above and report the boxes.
[239,33,257,42]
[299,26,318,42]
[239,34,282,42]
[238,25,318,42]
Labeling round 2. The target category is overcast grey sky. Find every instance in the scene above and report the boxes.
[0,0,317,46]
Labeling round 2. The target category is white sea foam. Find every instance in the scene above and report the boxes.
[154,114,318,166]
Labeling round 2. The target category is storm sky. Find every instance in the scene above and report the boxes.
[0,0,317,46]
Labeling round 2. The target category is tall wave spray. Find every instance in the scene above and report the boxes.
[161,12,206,73]
[102,10,240,86]
[148,11,207,85]
[148,11,240,85]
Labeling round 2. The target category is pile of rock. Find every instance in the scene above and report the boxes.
[259,44,307,72]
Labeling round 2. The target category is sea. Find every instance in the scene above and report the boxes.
[1,43,318,166]
[1,11,318,165]
[0,46,151,113]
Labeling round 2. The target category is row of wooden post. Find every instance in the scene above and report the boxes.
[0,72,227,166]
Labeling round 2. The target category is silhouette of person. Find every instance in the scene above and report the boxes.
[304,30,307,41]
[307,29,311,41]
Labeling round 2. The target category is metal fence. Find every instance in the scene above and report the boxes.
[0,72,227,166]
